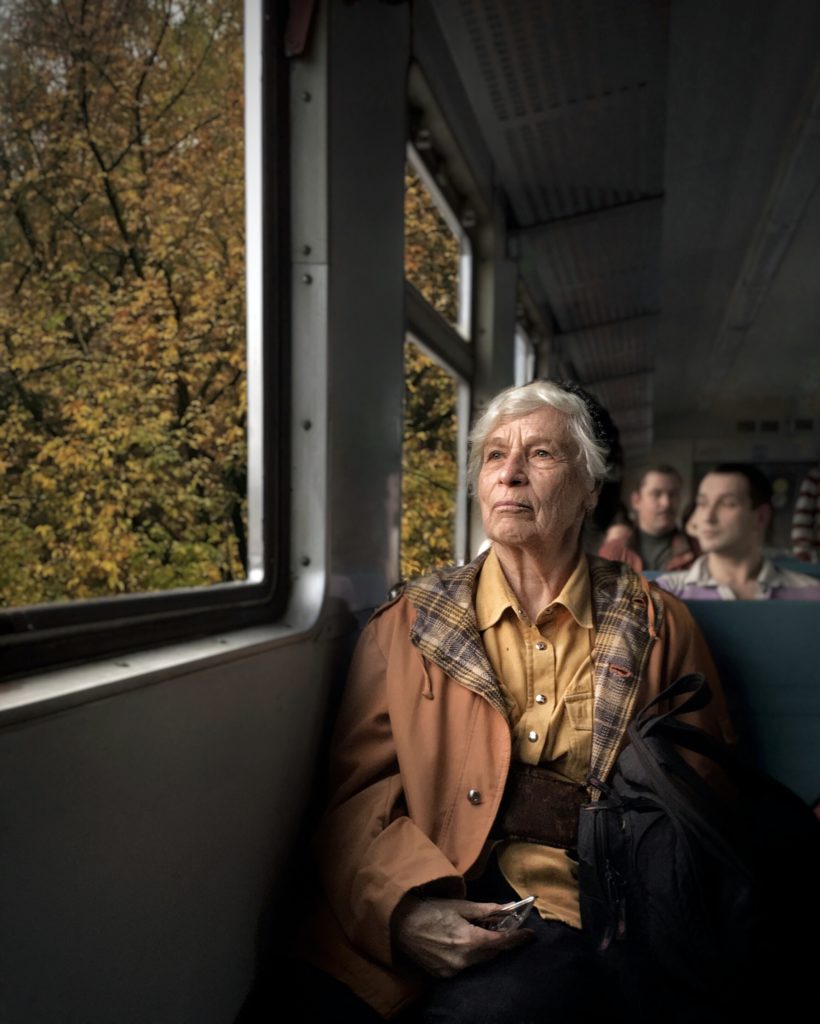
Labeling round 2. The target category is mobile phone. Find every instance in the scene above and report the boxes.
[478,895,536,932]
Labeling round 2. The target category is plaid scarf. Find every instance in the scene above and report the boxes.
[405,552,664,790]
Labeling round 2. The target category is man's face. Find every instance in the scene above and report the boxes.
[477,407,596,555]
[630,472,681,536]
[694,473,763,556]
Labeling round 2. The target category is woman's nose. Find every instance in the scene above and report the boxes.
[499,452,526,485]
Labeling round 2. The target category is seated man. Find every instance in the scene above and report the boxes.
[657,464,820,601]
[598,465,695,572]
[301,381,732,1022]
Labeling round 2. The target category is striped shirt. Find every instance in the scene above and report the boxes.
[656,554,820,600]
[791,465,820,561]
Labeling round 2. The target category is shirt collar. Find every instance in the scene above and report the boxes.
[755,557,785,588]
[475,547,594,631]
[682,553,783,591]
[678,554,719,587]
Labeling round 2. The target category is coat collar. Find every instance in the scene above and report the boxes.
[586,555,664,785]
[405,550,503,715]
[404,551,664,786]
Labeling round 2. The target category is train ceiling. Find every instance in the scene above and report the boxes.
[432,0,820,464]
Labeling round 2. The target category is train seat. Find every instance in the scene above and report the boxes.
[686,599,819,804]
[772,556,820,579]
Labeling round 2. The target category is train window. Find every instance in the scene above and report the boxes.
[404,148,472,338]
[401,337,468,579]
[401,138,473,578]
[0,0,286,678]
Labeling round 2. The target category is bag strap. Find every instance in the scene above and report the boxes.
[635,671,712,723]
[623,674,753,876]
[632,672,743,781]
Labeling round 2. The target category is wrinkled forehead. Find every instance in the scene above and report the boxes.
[484,406,574,450]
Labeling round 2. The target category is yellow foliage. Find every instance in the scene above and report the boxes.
[400,341,459,580]
[0,0,249,607]
[400,168,463,580]
[404,170,461,329]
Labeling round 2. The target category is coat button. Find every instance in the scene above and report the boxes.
[535,693,546,704]
[527,730,539,742]
[467,789,482,805]
[535,641,547,651]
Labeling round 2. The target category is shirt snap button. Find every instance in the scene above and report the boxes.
[535,693,546,704]
[467,789,482,805]
[527,730,539,742]
[535,641,547,651]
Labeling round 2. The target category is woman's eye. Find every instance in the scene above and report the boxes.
[485,450,503,461]
[533,449,551,459]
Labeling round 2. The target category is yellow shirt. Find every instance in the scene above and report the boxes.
[475,547,595,928]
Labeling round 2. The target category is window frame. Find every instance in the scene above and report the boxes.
[405,144,474,340]
[402,137,476,573]
[401,331,470,571]
[514,325,537,385]
[0,0,290,682]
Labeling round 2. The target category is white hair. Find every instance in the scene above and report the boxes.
[467,380,609,490]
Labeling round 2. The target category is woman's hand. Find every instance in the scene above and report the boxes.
[391,893,534,978]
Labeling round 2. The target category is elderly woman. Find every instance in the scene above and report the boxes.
[303,381,732,1022]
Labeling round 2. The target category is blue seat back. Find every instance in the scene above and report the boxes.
[686,600,819,804]
[772,556,820,579]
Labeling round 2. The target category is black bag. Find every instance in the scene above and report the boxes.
[578,673,820,1011]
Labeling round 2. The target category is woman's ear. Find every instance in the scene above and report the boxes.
[585,482,601,512]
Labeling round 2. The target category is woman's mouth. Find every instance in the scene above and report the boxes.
[493,501,532,512]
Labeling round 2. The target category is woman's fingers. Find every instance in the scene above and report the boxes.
[391,895,534,978]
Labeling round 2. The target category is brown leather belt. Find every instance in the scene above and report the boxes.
[493,762,588,850]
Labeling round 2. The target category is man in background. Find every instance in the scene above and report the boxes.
[657,464,820,600]
[598,465,695,572]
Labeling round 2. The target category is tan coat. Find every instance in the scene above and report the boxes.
[303,555,733,1017]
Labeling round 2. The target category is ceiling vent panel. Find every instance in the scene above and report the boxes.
[522,202,662,332]
[442,0,668,223]
[564,320,656,383]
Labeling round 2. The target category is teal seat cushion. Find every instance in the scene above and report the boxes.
[686,600,819,804]
[772,556,820,579]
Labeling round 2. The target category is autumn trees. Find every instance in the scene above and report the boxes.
[401,167,463,580]
[0,0,465,607]
[0,0,247,606]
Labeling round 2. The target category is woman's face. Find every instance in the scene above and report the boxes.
[477,407,596,556]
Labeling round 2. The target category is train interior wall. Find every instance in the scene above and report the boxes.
[0,640,335,1024]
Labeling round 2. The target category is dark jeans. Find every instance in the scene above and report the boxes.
[401,862,622,1024]
[405,913,620,1024]
[399,862,734,1024]
[250,862,619,1024]
[268,921,617,1024]
[242,859,743,1023]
